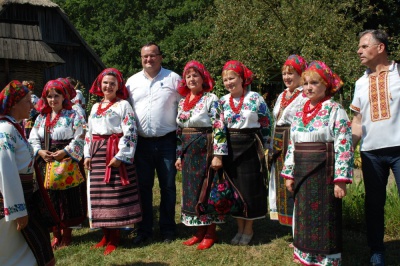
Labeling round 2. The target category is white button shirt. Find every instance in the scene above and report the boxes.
[126,67,181,137]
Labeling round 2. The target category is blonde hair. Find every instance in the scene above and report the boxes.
[222,69,240,78]
[281,65,296,73]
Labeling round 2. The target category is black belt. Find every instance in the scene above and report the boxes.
[138,130,176,141]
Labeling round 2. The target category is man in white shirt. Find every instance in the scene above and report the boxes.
[126,43,181,244]
[351,29,400,266]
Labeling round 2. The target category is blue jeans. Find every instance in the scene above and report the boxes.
[135,132,177,237]
[361,146,400,253]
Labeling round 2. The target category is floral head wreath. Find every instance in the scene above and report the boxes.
[89,68,128,100]
[283,54,308,75]
[222,60,254,88]
[305,61,343,95]
[37,80,73,114]
[177,60,215,97]
[0,80,30,115]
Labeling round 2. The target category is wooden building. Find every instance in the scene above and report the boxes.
[0,0,105,96]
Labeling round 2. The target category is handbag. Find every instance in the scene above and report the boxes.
[196,168,246,216]
[44,157,84,190]
[43,123,84,190]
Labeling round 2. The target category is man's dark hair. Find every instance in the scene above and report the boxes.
[142,42,163,55]
[359,29,390,54]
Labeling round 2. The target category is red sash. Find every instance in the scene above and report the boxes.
[92,133,130,186]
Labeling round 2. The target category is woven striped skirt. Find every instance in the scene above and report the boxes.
[88,138,142,228]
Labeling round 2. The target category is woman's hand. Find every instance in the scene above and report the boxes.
[108,157,121,168]
[334,182,347,198]
[52,149,67,161]
[285,179,295,193]
[16,215,28,231]
[38,150,54,162]
[211,156,223,170]
[175,159,182,171]
[84,158,92,170]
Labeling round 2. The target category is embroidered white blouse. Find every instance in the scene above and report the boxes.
[176,92,228,157]
[29,109,86,162]
[84,100,137,164]
[281,99,353,182]
[219,91,272,147]
[0,116,34,221]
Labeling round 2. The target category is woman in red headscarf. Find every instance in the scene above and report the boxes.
[269,55,308,227]
[84,68,142,255]
[0,81,55,266]
[175,60,227,250]
[219,60,272,245]
[29,79,87,249]
[281,61,353,265]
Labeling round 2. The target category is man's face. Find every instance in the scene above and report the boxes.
[141,45,162,72]
[357,34,381,67]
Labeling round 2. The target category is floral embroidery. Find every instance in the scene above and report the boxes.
[4,203,26,216]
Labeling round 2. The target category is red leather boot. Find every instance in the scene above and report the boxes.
[59,228,72,248]
[183,226,207,246]
[91,228,110,249]
[51,226,62,249]
[197,224,217,250]
[104,229,120,255]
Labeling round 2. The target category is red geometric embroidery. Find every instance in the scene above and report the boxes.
[369,72,391,122]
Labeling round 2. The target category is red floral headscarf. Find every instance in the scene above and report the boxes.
[89,68,128,100]
[305,61,343,95]
[177,60,215,97]
[0,80,30,115]
[37,80,73,114]
[222,60,254,88]
[57,78,77,100]
[283,54,308,75]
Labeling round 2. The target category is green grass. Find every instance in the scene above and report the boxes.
[53,176,400,266]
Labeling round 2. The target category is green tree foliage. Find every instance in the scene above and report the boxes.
[55,0,400,105]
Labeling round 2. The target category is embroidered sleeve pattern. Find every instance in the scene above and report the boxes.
[116,102,137,164]
[210,99,228,155]
[332,105,354,183]
[64,111,86,162]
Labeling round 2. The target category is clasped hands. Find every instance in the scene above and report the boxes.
[38,149,66,162]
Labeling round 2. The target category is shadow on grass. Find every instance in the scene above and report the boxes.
[111,263,169,266]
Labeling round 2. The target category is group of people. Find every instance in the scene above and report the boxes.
[0,29,398,266]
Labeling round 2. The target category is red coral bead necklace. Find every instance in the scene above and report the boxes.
[229,90,245,114]
[182,91,204,111]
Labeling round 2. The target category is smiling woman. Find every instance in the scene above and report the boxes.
[281,61,353,266]
[84,68,142,256]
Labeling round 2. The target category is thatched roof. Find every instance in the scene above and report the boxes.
[0,23,64,63]
[0,0,58,11]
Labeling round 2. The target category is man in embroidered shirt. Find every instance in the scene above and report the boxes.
[126,42,181,244]
[351,29,400,266]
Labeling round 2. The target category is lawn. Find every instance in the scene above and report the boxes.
[53,176,400,266]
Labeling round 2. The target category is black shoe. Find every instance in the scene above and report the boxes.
[132,234,149,245]
[162,235,175,244]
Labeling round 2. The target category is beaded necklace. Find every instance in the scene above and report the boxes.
[229,91,245,114]
[182,91,203,111]
[45,110,62,132]
[302,96,331,126]
[96,98,117,116]
[280,89,300,109]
